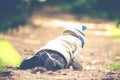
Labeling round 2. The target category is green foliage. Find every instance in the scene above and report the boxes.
[0,1,26,31]
[114,19,120,28]
[0,39,21,72]
[0,0,119,32]
[44,0,120,22]
[0,0,41,32]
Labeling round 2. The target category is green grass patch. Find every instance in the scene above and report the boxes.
[0,58,6,73]
[111,27,120,41]
[106,63,120,70]
[0,39,21,72]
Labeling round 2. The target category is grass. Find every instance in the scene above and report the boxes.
[0,59,6,73]
[0,39,21,72]
[106,45,120,70]
[111,27,120,41]
[106,46,120,71]
[106,27,120,70]
[106,63,120,70]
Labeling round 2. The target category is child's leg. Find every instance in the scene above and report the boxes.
[19,50,66,71]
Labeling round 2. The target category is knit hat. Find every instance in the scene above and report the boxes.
[63,25,87,47]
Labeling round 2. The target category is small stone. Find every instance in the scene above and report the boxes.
[47,71,55,75]
[31,67,47,74]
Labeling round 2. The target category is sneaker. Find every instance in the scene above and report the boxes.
[19,56,39,69]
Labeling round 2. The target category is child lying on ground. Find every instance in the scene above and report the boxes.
[19,25,87,71]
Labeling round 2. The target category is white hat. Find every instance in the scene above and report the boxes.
[63,25,87,47]
[64,25,87,37]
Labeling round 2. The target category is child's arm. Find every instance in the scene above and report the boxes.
[72,44,83,70]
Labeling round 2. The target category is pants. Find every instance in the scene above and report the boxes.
[20,49,66,71]
[36,50,66,71]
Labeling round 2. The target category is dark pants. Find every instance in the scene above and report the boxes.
[20,49,66,71]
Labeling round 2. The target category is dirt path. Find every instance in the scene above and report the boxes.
[0,10,120,80]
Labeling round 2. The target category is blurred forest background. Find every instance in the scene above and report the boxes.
[0,0,120,32]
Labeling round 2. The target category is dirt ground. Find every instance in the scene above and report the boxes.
[0,9,120,80]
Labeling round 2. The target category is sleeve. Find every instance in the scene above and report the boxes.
[71,44,83,70]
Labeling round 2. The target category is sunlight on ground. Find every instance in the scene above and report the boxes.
[30,16,114,36]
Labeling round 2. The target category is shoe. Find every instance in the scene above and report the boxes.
[19,56,39,69]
